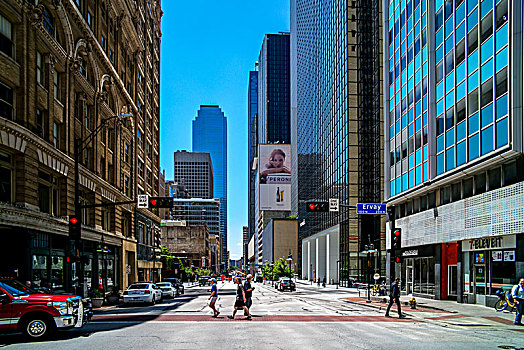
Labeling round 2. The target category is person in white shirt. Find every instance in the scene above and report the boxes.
[512,277,524,326]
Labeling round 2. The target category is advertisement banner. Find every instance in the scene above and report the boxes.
[258,144,291,211]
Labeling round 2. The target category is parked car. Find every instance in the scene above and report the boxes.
[163,278,184,295]
[123,283,162,305]
[156,282,178,298]
[276,277,296,292]
[0,278,92,339]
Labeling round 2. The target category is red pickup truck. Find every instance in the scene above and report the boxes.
[0,278,92,339]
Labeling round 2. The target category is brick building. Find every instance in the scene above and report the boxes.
[0,0,163,294]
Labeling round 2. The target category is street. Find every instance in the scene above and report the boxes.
[1,281,523,350]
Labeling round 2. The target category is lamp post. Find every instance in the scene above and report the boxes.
[74,112,132,297]
[363,243,374,303]
[286,250,293,279]
[310,263,313,285]
[336,260,340,289]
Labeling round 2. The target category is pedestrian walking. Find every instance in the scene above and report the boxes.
[512,277,524,325]
[243,274,255,316]
[385,277,404,318]
[228,277,251,320]
[322,276,326,288]
[208,278,220,317]
[317,277,320,287]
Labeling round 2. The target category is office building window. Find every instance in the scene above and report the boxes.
[0,13,13,57]
[36,51,43,85]
[0,81,13,120]
[0,151,13,203]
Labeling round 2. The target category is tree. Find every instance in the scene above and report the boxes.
[262,258,294,280]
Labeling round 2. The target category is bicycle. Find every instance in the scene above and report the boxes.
[494,289,517,312]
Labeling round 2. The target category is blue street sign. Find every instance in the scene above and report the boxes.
[356,203,387,215]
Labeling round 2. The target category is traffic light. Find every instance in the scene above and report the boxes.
[392,228,401,249]
[393,254,403,264]
[148,196,173,208]
[306,201,329,212]
[69,215,81,239]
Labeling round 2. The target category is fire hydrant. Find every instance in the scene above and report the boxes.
[409,296,417,309]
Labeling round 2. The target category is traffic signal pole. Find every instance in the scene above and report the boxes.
[73,137,85,297]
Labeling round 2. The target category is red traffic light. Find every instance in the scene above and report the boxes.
[306,201,329,212]
[69,217,78,224]
[395,256,401,263]
[394,230,400,237]
[309,204,316,210]
[150,199,157,206]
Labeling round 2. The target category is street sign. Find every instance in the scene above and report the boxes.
[356,203,387,215]
[329,198,339,212]
[137,194,148,208]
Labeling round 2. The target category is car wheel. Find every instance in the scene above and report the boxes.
[21,316,56,339]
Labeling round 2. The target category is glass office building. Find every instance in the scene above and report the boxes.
[292,0,384,285]
[384,0,524,303]
[247,70,258,265]
[193,105,228,267]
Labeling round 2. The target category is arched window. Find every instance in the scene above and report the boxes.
[42,6,55,38]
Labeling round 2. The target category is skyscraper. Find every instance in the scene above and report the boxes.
[291,0,383,285]
[173,151,213,199]
[192,105,228,268]
[258,33,291,144]
[248,70,258,248]
[383,0,524,302]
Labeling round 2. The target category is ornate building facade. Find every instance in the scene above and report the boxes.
[0,0,163,295]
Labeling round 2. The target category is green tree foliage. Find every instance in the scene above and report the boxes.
[262,258,294,280]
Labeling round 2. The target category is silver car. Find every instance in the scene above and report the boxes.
[156,282,178,298]
[123,283,162,305]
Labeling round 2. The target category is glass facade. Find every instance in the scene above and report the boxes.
[385,0,512,198]
[248,71,258,245]
[192,106,228,265]
[292,0,384,284]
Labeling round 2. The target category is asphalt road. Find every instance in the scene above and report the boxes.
[2,281,524,350]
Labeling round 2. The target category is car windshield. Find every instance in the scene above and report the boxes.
[0,279,38,297]
[128,284,149,290]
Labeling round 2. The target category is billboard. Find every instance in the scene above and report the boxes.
[258,144,291,211]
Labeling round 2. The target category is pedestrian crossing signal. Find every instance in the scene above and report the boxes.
[394,255,403,263]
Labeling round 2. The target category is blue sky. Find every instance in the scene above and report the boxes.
[160,1,290,261]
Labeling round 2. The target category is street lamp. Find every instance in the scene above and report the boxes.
[74,112,132,297]
[286,250,293,279]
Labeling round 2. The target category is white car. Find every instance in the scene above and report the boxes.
[123,283,162,305]
[156,282,178,298]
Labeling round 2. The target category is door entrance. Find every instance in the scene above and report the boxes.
[406,266,414,295]
[474,264,486,301]
[448,265,458,299]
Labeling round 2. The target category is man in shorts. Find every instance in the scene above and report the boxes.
[228,277,251,320]
[243,274,255,316]
[208,278,219,317]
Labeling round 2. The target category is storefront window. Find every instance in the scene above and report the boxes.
[50,256,64,290]
[404,257,435,296]
[32,255,48,290]
[84,257,93,290]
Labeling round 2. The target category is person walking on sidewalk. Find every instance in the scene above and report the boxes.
[512,277,524,325]
[385,277,405,318]
[243,274,255,316]
[228,277,251,320]
[208,278,220,317]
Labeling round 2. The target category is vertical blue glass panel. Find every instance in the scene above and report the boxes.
[481,125,494,155]
[457,141,467,165]
[480,36,493,63]
[415,117,421,131]
[480,59,493,82]
[496,94,508,119]
[468,133,480,160]
[445,34,454,53]
[496,117,508,148]
[391,180,395,196]
[437,135,445,152]
[446,148,455,171]
[468,112,479,135]
[436,46,444,62]
[468,50,479,74]
[423,145,428,160]
[423,161,429,181]
[446,72,455,92]
[495,46,508,72]
[408,108,414,123]
[408,122,414,136]
[468,71,479,92]
[437,100,444,116]
[467,0,477,13]
[402,173,408,191]
[436,82,444,100]
[409,154,415,169]
[445,18,454,38]
[423,96,428,111]
[437,153,445,175]
[402,114,407,129]
[390,125,395,137]
[415,165,422,184]
[416,101,422,116]
[416,149,422,165]
[467,8,478,32]
[409,169,415,188]
[457,121,467,141]
[495,24,508,52]
[456,62,466,82]
[396,120,401,134]
[456,22,466,42]
[481,103,493,128]
[446,128,455,148]
[436,29,444,48]
[446,90,454,108]
[480,0,492,18]
[456,3,466,23]
[396,177,402,193]
[423,112,428,126]
[457,81,466,101]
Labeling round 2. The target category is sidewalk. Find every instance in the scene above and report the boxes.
[295,279,522,329]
